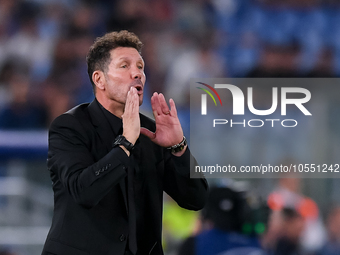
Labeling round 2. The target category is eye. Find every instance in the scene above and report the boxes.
[138,65,143,70]
[121,64,127,68]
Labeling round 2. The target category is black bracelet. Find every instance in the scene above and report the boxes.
[167,136,187,153]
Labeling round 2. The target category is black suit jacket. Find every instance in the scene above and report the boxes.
[42,99,208,255]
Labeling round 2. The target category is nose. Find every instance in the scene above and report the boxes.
[134,73,141,80]
[131,66,143,80]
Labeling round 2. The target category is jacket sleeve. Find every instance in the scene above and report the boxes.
[163,147,208,211]
[48,113,131,209]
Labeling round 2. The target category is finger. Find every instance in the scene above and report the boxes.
[124,88,138,117]
[169,98,177,116]
[126,88,134,109]
[150,93,158,118]
[151,92,162,117]
[123,89,132,116]
[131,88,139,114]
[140,127,156,140]
[159,93,170,115]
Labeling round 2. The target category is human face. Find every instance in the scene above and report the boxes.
[103,47,146,107]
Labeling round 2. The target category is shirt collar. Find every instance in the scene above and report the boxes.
[95,98,123,136]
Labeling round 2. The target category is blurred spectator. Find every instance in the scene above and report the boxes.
[270,208,306,255]
[0,58,25,109]
[5,1,55,82]
[49,31,95,105]
[41,73,74,126]
[317,206,340,255]
[261,208,284,252]
[177,186,265,255]
[106,0,150,32]
[248,43,301,77]
[67,2,105,38]
[0,0,18,63]
[267,176,326,253]
[0,72,46,130]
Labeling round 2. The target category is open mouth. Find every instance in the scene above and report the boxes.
[131,80,143,95]
[133,84,143,95]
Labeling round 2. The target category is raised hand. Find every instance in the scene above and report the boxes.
[140,92,185,153]
[122,87,140,146]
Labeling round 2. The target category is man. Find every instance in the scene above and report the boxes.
[41,30,208,255]
[271,208,306,255]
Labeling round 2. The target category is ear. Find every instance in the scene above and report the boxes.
[92,71,106,91]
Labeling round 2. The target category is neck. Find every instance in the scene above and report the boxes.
[96,94,124,118]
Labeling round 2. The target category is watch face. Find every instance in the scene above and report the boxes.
[114,135,124,146]
[113,135,134,151]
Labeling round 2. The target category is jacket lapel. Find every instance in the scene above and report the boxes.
[88,100,115,152]
[87,100,128,214]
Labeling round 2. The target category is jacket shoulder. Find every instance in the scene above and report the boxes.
[49,103,93,136]
[66,103,91,118]
[48,103,94,149]
[51,103,90,125]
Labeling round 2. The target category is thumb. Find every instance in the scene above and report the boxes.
[140,127,156,140]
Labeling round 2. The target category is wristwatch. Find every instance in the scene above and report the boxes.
[112,135,134,152]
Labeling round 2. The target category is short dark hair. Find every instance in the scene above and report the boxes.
[86,30,143,92]
[281,207,302,221]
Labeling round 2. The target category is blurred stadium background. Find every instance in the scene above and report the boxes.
[1,0,340,254]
